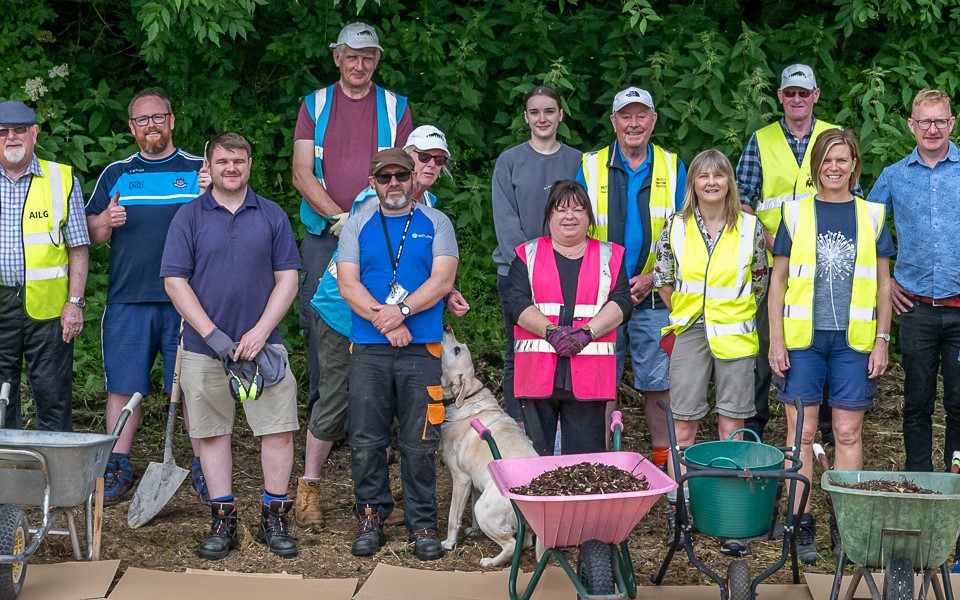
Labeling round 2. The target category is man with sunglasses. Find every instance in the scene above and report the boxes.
[294,125,466,529]
[85,90,211,505]
[0,100,89,432]
[868,89,960,475]
[291,25,414,518]
[161,132,301,560]
[337,148,458,561]
[736,64,853,446]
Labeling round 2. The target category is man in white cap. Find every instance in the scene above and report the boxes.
[291,22,413,527]
[575,87,686,470]
[0,100,89,432]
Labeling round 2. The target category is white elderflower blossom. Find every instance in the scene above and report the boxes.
[48,64,70,79]
[24,77,47,101]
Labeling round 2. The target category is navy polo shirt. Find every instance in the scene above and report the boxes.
[160,188,301,356]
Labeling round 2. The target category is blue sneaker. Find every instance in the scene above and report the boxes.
[191,457,210,504]
[103,455,135,506]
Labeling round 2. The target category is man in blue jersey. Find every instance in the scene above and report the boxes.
[337,149,458,561]
[86,90,210,505]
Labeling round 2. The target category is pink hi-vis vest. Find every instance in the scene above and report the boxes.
[514,236,623,400]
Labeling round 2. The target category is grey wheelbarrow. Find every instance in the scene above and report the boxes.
[0,382,141,600]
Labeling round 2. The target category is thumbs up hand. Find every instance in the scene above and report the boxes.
[102,191,126,229]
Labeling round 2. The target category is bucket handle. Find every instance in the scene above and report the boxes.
[728,428,761,442]
[706,456,744,470]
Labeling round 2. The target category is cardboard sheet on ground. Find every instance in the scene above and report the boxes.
[352,563,813,600]
[807,571,960,600]
[108,567,356,599]
[17,559,118,600]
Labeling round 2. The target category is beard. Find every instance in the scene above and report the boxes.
[381,190,412,211]
[137,128,171,156]
[3,145,26,165]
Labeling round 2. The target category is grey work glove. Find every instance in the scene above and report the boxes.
[328,212,349,236]
[204,328,236,362]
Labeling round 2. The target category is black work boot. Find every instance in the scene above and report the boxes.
[352,506,385,556]
[198,502,239,560]
[410,527,444,561]
[257,499,298,558]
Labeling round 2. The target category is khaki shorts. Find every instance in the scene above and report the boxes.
[668,322,756,421]
[180,346,299,438]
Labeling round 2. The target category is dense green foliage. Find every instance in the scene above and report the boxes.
[4,0,957,393]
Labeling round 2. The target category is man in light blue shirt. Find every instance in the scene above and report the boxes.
[867,88,960,473]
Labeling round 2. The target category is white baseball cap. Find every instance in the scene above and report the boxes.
[329,23,382,51]
[612,87,655,114]
[405,125,450,156]
[780,64,817,90]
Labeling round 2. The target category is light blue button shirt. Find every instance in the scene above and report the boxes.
[867,142,960,298]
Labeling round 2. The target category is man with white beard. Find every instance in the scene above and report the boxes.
[0,100,90,431]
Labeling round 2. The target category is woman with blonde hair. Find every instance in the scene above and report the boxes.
[654,149,768,453]
[769,128,894,564]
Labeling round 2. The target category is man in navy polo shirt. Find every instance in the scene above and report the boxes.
[337,148,458,561]
[86,90,210,505]
[161,132,301,560]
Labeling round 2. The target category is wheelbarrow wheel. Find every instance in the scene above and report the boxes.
[727,560,752,600]
[883,557,913,600]
[577,539,615,598]
[0,505,28,600]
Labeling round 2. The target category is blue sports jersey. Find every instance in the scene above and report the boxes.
[86,150,203,303]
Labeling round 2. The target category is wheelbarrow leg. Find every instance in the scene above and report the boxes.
[63,509,82,561]
[843,567,863,600]
[829,551,848,600]
[940,561,954,600]
[91,480,103,560]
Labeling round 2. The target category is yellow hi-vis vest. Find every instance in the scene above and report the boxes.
[662,212,760,359]
[754,119,836,262]
[781,197,885,352]
[581,143,677,274]
[22,160,73,320]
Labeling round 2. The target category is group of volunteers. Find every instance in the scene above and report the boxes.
[1,19,958,570]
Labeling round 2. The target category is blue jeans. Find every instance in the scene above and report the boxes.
[348,343,443,530]
[615,306,670,391]
[900,302,960,472]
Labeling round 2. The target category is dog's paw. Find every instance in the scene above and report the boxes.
[479,557,498,568]
[441,539,457,550]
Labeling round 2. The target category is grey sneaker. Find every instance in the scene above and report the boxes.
[796,513,818,564]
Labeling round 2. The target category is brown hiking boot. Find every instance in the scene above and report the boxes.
[293,477,324,527]
[384,507,405,527]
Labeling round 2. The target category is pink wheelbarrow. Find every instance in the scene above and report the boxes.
[472,411,677,599]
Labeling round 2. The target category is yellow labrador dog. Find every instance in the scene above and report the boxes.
[440,325,538,568]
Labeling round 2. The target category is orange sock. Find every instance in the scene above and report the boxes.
[652,447,669,467]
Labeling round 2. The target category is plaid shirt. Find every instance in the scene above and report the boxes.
[736,118,863,206]
[0,156,89,286]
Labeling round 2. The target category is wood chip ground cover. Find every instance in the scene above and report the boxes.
[832,477,939,494]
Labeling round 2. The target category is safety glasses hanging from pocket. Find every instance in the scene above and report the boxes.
[228,366,263,402]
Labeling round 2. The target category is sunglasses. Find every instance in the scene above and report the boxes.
[0,126,30,138]
[781,90,813,99]
[416,152,448,167]
[374,170,412,184]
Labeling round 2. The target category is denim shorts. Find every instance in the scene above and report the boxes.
[616,307,670,391]
[101,302,181,395]
[775,329,876,411]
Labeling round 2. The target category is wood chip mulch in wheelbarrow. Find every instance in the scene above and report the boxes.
[510,462,649,496]
[833,478,940,494]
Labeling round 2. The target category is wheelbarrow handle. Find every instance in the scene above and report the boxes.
[812,443,830,471]
[112,393,143,437]
[470,418,490,440]
[610,410,623,433]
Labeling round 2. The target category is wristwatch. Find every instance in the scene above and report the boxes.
[68,296,86,309]
[876,332,891,342]
[398,301,411,316]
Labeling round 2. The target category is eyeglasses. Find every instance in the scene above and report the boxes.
[130,113,171,127]
[915,118,953,131]
[416,152,448,167]
[781,90,813,99]
[0,126,30,138]
[374,170,412,184]
[555,207,587,217]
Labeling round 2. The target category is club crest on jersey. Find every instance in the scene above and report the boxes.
[173,177,187,189]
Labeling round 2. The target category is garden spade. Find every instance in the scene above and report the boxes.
[127,348,188,528]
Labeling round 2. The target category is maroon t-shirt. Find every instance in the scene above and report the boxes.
[294,82,413,211]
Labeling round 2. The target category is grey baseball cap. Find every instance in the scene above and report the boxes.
[612,87,655,114]
[0,101,37,126]
[780,64,817,90]
[329,22,383,51]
